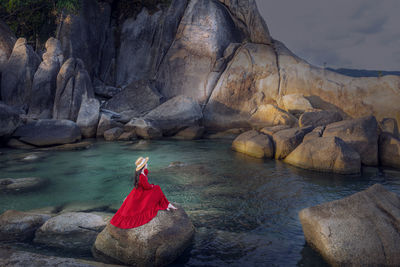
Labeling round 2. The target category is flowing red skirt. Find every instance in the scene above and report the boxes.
[110,185,170,229]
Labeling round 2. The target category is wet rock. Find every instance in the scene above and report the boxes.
[299,184,400,266]
[379,133,400,169]
[96,113,123,138]
[285,136,361,174]
[232,130,274,158]
[0,177,46,193]
[6,138,36,149]
[93,204,194,266]
[34,212,107,252]
[0,103,22,138]
[127,140,151,150]
[272,126,313,159]
[13,119,81,147]
[303,126,325,142]
[323,116,379,165]
[259,125,291,136]
[0,210,50,241]
[380,118,399,138]
[124,118,162,139]
[144,95,203,136]
[173,126,205,140]
[38,141,92,151]
[299,110,343,128]
[281,94,313,114]
[104,127,123,141]
[117,131,137,141]
[76,97,100,138]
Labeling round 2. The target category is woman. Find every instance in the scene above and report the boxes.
[110,156,176,229]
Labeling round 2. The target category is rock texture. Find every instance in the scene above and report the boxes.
[0,210,50,241]
[124,118,162,139]
[281,93,313,114]
[379,133,400,169]
[285,136,361,174]
[1,38,41,109]
[0,19,16,72]
[34,212,107,252]
[323,116,379,166]
[380,118,399,138]
[104,127,123,141]
[13,119,81,147]
[173,126,205,140]
[93,205,194,266]
[232,130,274,158]
[76,97,100,138]
[28,38,63,119]
[273,127,313,159]
[299,184,400,266]
[96,113,123,138]
[299,110,343,128]
[0,103,21,138]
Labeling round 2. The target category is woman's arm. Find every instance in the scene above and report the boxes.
[139,174,154,190]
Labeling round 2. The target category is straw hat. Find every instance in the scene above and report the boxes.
[135,156,149,171]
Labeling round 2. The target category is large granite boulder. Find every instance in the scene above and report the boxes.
[0,177,46,193]
[28,38,63,119]
[281,93,313,114]
[34,212,107,252]
[380,118,399,138]
[53,58,94,121]
[0,210,50,242]
[116,0,188,87]
[379,133,400,169]
[144,95,203,136]
[272,126,313,159]
[1,38,41,109]
[13,119,81,147]
[93,205,194,266]
[104,127,123,141]
[173,126,205,140]
[299,109,343,128]
[323,116,379,166]
[0,102,21,138]
[303,126,325,142]
[250,104,298,128]
[124,118,162,140]
[96,113,123,138]
[285,136,361,174]
[232,130,274,158]
[299,184,400,266]
[76,97,100,138]
[0,19,16,72]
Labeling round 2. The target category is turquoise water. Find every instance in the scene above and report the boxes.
[1,140,400,266]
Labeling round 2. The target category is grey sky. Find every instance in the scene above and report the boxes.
[256,0,400,71]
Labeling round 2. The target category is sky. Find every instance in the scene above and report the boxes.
[256,0,400,71]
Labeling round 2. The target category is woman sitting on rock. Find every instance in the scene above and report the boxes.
[110,156,177,229]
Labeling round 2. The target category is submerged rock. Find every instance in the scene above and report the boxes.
[299,184,400,266]
[0,210,50,241]
[232,130,274,159]
[0,177,46,193]
[93,204,194,266]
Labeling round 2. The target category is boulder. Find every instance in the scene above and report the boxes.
[281,94,313,114]
[103,80,164,114]
[76,97,100,138]
[144,95,203,136]
[38,141,92,151]
[124,118,162,140]
[380,118,399,138]
[96,113,123,138]
[173,126,205,140]
[1,38,41,109]
[299,184,400,266]
[28,37,63,119]
[272,126,313,159]
[53,58,94,121]
[94,84,121,98]
[303,126,325,142]
[13,119,81,147]
[232,130,274,158]
[0,210,50,241]
[93,204,194,266]
[34,212,107,252]
[323,116,379,165]
[117,132,137,141]
[0,102,21,138]
[285,136,361,174]
[204,128,246,140]
[379,133,400,169]
[299,110,343,128]
[6,138,36,149]
[0,19,16,72]
[0,177,46,193]
[260,125,291,136]
[104,127,123,141]
[252,104,298,129]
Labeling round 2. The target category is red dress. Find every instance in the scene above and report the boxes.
[110,169,170,229]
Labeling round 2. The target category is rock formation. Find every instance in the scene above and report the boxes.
[0,19,16,74]
[0,103,21,138]
[232,130,274,158]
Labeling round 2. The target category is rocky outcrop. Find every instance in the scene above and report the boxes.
[76,97,100,138]
[116,0,188,87]
[34,212,107,252]
[1,38,41,109]
[124,118,162,139]
[250,104,298,129]
[96,113,123,138]
[173,126,205,140]
[0,103,21,138]
[204,44,280,130]
[260,125,291,136]
[299,109,343,128]
[28,38,63,119]
[380,118,399,138]
[232,130,274,158]
[281,93,313,114]
[272,126,313,159]
[0,210,50,241]
[0,177,46,193]
[93,205,194,267]
[323,116,379,166]
[299,184,400,266]
[53,58,94,121]
[104,127,123,141]
[13,119,81,147]
[0,19,16,73]
[379,133,400,169]
[144,95,203,136]
[303,126,325,141]
[285,136,361,174]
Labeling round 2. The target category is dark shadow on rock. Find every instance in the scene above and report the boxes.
[297,243,329,267]
[305,95,350,119]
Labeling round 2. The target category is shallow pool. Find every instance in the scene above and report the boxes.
[1,139,400,266]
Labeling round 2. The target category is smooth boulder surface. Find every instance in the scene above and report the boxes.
[0,177,46,193]
[299,184,400,266]
[0,103,21,137]
[232,130,274,158]
[13,119,81,147]
[104,127,123,141]
[93,205,195,267]
[281,93,313,114]
[173,126,205,140]
[34,212,107,252]
[124,118,162,139]
[323,116,379,165]
[0,210,50,241]
[379,133,400,169]
[272,126,313,159]
[76,97,100,138]
[144,95,203,136]
[260,125,291,136]
[285,136,361,174]
[251,104,298,128]
[299,109,343,128]
[303,126,325,141]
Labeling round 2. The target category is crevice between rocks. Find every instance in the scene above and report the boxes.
[271,39,282,99]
